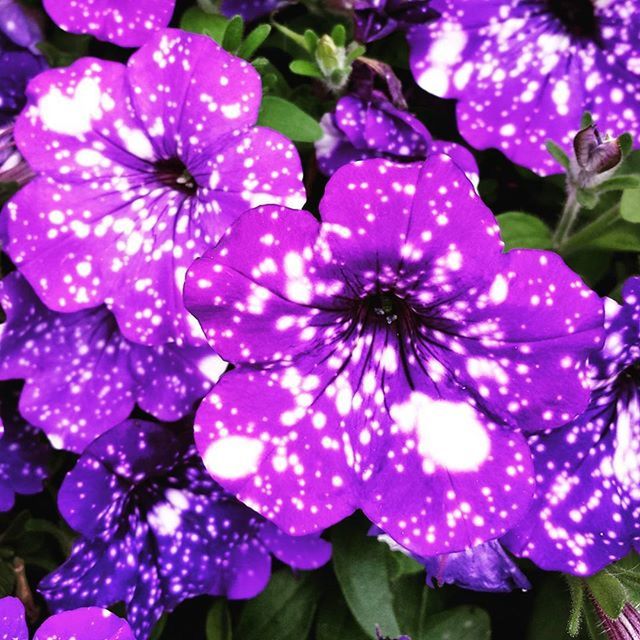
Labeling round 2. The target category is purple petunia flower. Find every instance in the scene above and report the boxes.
[354,0,438,43]
[39,419,331,640]
[315,90,478,184]
[184,155,603,557]
[504,278,640,576]
[42,0,175,47]
[1,29,305,346]
[0,272,225,453]
[407,1,640,175]
[422,539,530,592]
[0,0,43,53]
[220,0,288,21]
[0,402,51,511]
[0,596,134,640]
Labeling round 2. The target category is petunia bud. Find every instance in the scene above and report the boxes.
[0,124,34,187]
[592,601,640,640]
[574,124,622,175]
[315,34,344,76]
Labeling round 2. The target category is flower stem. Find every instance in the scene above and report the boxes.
[553,189,581,248]
[560,204,620,256]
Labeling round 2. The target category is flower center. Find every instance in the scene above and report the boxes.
[545,0,599,41]
[366,291,402,325]
[154,157,197,195]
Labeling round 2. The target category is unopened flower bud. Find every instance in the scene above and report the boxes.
[592,600,640,640]
[574,124,622,175]
[315,34,344,76]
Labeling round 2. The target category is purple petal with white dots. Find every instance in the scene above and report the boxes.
[220,0,287,21]
[40,419,330,639]
[42,0,175,47]
[504,279,640,576]
[0,271,223,453]
[2,30,305,345]
[0,404,51,512]
[407,0,640,175]
[0,597,28,640]
[186,155,603,556]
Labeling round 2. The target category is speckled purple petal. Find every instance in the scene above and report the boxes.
[188,156,603,556]
[0,408,50,512]
[0,272,222,452]
[258,520,332,569]
[3,30,305,345]
[504,279,640,576]
[41,419,330,639]
[408,0,640,175]
[42,0,175,47]
[220,0,286,21]
[0,597,28,640]
[37,608,134,640]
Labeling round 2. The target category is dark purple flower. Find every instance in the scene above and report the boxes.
[504,278,640,576]
[593,601,640,640]
[0,48,45,128]
[316,90,478,184]
[184,155,603,557]
[220,0,288,21]
[0,596,135,640]
[407,1,640,175]
[42,0,175,47]
[0,272,224,453]
[354,0,437,43]
[0,0,44,52]
[421,539,530,592]
[1,30,305,346]
[0,402,51,511]
[39,419,331,640]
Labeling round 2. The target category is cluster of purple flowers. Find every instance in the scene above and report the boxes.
[1,0,640,637]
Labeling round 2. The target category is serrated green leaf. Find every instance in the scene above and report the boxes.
[289,59,323,79]
[316,584,369,640]
[180,7,229,42]
[258,96,322,142]
[332,518,401,639]
[598,176,640,193]
[546,140,571,170]
[496,212,553,250]
[620,189,640,222]
[586,571,627,619]
[206,599,232,640]
[236,569,321,640]
[422,606,491,640]
[222,15,244,53]
[237,24,271,59]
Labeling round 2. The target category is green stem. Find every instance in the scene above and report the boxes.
[552,189,581,248]
[560,205,620,256]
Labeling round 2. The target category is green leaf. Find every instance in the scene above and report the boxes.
[149,614,168,640]
[576,189,599,209]
[606,552,640,605]
[222,15,245,53]
[619,132,633,157]
[581,111,594,128]
[206,599,232,640]
[422,606,491,640]
[237,24,271,59]
[236,569,321,640]
[25,519,74,556]
[289,59,323,79]
[496,212,553,250]
[180,7,229,42]
[598,176,640,193]
[620,189,640,222]
[332,517,401,639]
[586,571,627,619]
[258,96,322,142]
[566,576,585,637]
[0,559,15,597]
[569,219,640,252]
[389,551,424,579]
[391,573,440,640]
[346,44,367,64]
[303,29,319,53]
[546,140,571,170]
[527,575,577,640]
[583,601,607,640]
[316,584,369,640]
[331,24,347,47]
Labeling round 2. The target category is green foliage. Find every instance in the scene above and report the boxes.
[316,583,369,640]
[421,606,491,640]
[620,188,640,222]
[258,96,323,142]
[236,569,321,640]
[206,599,233,640]
[496,212,553,250]
[546,140,571,170]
